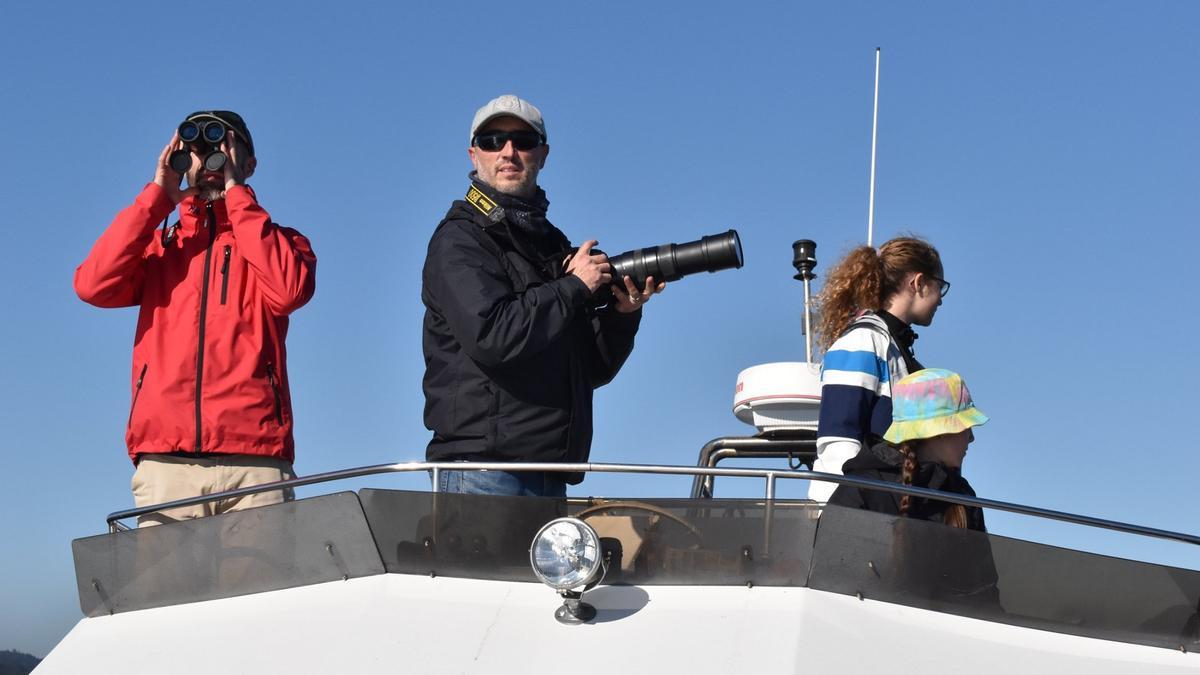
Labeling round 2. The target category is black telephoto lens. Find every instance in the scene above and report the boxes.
[203,152,227,172]
[608,230,744,289]
[178,121,201,143]
[168,150,192,174]
[202,121,226,144]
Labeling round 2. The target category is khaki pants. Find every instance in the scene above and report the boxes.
[132,454,296,527]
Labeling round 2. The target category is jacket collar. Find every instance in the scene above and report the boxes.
[178,185,256,233]
[845,437,965,494]
[843,436,903,471]
[877,309,918,351]
[875,309,923,372]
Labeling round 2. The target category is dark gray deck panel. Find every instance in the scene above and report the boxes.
[73,492,384,617]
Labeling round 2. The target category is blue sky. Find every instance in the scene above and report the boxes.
[3,1,1198,657]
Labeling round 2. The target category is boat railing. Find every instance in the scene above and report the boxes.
[104,459,1200,551]
[689,431,818,498]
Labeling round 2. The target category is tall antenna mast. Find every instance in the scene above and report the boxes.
[867,47,881,247]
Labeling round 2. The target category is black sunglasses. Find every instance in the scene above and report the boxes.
[928,275,951,298]
[473,130,543,152]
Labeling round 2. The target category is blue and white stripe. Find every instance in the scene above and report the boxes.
[816,312,911,447]
[811,312,911,501]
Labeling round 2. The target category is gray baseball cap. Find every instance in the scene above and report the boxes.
[470,94,547,143]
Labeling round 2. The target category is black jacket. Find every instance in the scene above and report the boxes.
[826,438,1000,607]
[827,437,987,531]
[421,199,641,481]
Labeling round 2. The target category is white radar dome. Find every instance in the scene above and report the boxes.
[732,362,822,432]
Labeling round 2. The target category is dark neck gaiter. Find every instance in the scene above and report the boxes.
[468,172,566,278]
[469,172,552,238]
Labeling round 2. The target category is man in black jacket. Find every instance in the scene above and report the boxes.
[421,94,664,496]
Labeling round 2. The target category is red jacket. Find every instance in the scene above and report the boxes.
[75,183,316,464]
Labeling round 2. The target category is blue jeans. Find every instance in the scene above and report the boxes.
[436,468,567,497]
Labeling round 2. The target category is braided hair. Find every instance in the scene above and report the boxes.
[897,441,968,529]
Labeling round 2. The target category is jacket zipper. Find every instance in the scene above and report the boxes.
[220,245,231,305]
[195,203,217,452]
[266,362,284,425]
[127,364,148,429]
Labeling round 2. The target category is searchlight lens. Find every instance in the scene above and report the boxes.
[530,518,603,591]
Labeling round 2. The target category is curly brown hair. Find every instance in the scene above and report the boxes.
[815,237,942,353]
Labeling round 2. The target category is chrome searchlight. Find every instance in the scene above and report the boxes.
[530,517,608,624]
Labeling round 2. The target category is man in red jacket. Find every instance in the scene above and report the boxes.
[75,111,316,527]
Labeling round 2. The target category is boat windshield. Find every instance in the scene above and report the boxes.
[74,487,1200,652]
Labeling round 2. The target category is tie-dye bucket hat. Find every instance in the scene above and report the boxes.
[883,368,989,444]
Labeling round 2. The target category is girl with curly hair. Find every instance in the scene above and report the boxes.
[809,237,948,502]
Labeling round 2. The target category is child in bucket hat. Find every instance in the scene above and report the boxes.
[827,368,989,531]
[884,369,989,446]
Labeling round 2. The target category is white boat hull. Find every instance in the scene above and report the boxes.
[37,574,1200,674]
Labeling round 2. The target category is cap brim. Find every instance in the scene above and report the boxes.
[471,113,545,140]
[883,407,989,444]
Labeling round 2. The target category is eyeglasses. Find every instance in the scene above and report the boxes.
[472,130,543,152]
[928,275,951,298]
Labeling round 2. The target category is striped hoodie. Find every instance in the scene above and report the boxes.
[810,311,917,500]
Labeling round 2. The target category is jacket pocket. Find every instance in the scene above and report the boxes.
[266,362,284,425]
[127,364,147,429]
[220,245,231,305]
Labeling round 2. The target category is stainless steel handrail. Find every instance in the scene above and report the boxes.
[690,433,818,499]
[107,461,404,530]
[104,460,1200,549]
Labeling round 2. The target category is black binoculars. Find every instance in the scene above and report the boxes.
[168,116,229,174]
